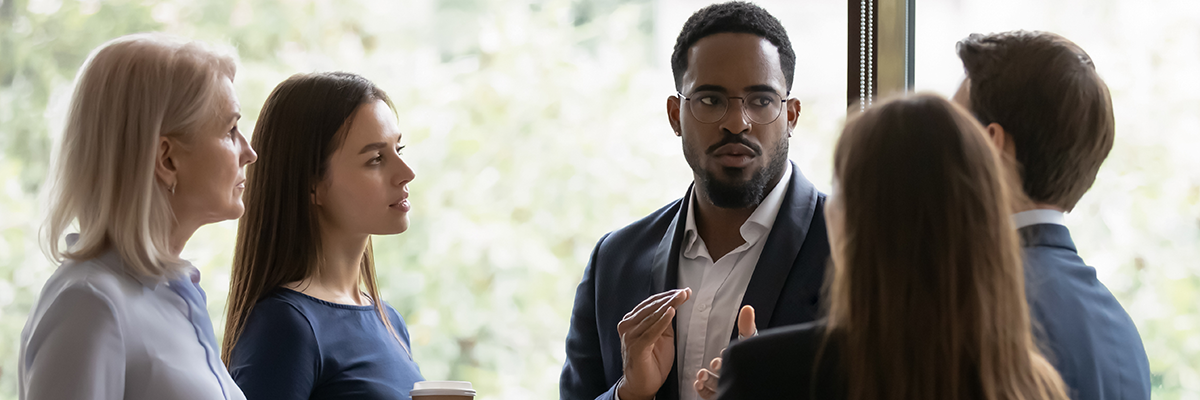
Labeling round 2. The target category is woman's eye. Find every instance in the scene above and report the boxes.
[369,155,384,165]
[396,145,405,155]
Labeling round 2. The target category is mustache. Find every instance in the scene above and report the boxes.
[705,133,763,156]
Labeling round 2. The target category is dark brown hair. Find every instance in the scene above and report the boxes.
[826,94,1068,400]
[957,30,1114,211]
[222,72,403,365]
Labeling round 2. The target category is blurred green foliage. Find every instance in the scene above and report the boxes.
[0,0,1196,399]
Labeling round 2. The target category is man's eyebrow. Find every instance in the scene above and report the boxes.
[358,142,387,154]
[688,84,783,95]
[744,85,783,95]
[690,84,728,94]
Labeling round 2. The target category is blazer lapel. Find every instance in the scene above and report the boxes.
[650,185,691,400]
[737,161,820,333]
[650,185,691,293]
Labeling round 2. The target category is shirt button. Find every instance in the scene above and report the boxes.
[698,303,707,312]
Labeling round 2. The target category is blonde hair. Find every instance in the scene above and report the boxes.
[826,94,1068,400]
[43,33,237,279]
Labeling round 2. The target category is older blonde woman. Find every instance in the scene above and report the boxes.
[19,33,255,400]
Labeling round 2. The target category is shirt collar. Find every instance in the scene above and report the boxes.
[682,162,793,259]
[1012,209,1066,229]
[65,233,187,290]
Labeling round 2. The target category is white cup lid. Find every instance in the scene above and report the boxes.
[411,381,476,396]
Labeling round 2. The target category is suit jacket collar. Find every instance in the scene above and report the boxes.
[738,161,819,330]
[648,160,820,400]
[1018,223,1078,253]
[649,160,820,319]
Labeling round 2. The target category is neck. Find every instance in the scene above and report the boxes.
[691,170,785,260]
[1013,197,1066,214]
[295,224,369,306]
[168,222,199,257]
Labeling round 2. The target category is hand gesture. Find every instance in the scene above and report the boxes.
[616,288,692,400]
[694,305,756,400]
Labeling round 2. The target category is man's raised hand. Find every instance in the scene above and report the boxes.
[615,288,692,400]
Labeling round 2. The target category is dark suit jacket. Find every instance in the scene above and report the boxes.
[717,321,843,400]
[1021,224,1151,400]
[559,161,831,400]
[716,224,1151,400]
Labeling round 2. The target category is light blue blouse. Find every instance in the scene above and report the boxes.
[19,234,244,400]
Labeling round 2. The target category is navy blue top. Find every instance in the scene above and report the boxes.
[229,288,424,400]
[1021,224,1151,400]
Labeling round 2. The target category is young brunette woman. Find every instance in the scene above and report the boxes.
[222,72,422,399]
[714,94,1070,400]
[21,33,254,400]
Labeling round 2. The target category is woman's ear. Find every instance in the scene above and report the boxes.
[311,183,324,207]
[155,137,178,192]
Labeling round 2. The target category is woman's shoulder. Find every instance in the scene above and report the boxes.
[39,253,147,304]
[236,290,320,350]
[379,301,407,323]
[720,321,842,400]
[725,321,835,380]
[247,289,317,323]
[733,320,829,354]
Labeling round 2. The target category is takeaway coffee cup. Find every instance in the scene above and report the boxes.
[410,381,476,400]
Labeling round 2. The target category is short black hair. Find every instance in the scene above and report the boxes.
[670,1,796,92]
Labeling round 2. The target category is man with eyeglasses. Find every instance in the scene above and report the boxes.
[560,3,831,400]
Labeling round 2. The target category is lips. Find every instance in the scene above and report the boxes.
[711,143,757,168]
[390,196,411,212]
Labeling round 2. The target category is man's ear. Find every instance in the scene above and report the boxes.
[667,95,682,137]
[155,137,178,191]
[786,98,802,137]
[985,123,1016,159]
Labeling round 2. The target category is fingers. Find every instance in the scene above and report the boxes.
[694,368,717,400]
[667,287,692,308]
[710,356,722,373]
[737,305,757,339]
[642,305,676,341]
[693,376,713,399]
[618,288,691,335]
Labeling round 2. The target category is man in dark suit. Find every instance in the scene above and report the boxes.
[954,30,1152,400]
[559,2,830,400]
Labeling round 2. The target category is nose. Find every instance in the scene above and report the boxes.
[718,98,752,135]
[393,155,415,187]
[240,132,258,165]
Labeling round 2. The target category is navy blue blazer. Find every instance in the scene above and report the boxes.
[560,161,831,400]
[1021,224,1151,400]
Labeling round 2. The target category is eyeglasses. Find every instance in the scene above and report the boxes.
[677,90,788,124]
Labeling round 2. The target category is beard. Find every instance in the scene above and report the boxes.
[691,133,789,209]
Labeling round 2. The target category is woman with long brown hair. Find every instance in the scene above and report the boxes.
[222,72,422,399]
[715,94,1069,400]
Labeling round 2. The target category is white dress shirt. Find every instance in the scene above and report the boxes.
[675,163,792,400]
[1013,208,1067,229]
[19,235,244,400]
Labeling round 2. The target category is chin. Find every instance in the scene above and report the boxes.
[377,219,410,235]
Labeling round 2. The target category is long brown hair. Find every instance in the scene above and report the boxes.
[825,94,1068,400]
[222,72,404,365]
